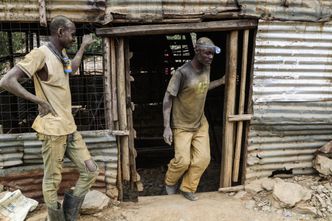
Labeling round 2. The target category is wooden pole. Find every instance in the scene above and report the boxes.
[103,38,113,130]
[111,38,118,122]
[116,38,130,181]
[241,29,257,184]
[124,40,138,183]
[220,31,238,188]
[232,30,249,182]
[38,0,47,27]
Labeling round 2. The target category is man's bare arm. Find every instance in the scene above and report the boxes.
[163,91,173,145]
[208,75,225,91]
[0,66,56,116]
[71,34,96,74]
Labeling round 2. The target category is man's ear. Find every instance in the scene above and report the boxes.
[57,27,64,38]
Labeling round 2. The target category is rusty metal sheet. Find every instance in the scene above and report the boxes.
[0,165,106,201]
[246,20,332,181]
[238,0,332,22]
[0,0,106,23]
[0,130,117,201]
[107,0,238,21]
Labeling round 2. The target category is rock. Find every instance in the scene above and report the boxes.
[0,184,4,192]
[234,191,247,199]
[294,203,317,216]
[81,190,110,215]
[272,181,312,208]
[261,178,277,191]
[313,154,332,176]
[245,178,270,194]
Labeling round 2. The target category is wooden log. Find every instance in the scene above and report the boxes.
[111,38,118,121]
[241,29,257,184]
[220,31,238,188]
[96,20,257,37]
[116,38,130,181]
[38,0,47,27]
[125,39,138,183]
[232,30,249,183]
[103,37,113,130]
[228,114,252,122]
[218,185,244,193]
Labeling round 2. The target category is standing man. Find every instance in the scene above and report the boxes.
[163,37,225,201]
[0,16,99,220]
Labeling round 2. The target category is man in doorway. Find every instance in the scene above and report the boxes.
[0,16,99,220]
[163,37,225,201]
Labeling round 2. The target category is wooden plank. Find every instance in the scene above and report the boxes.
[38,0,47,27]
[218,185,244,192]
[232,30,249,182]
[110,38,118,121]
[228,114,252,122]
[116,38,130,181]
[103,37,113,130]
[220,31,238,188]
[96,20,257,37]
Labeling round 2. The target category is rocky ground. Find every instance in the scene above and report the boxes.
[25,160,332,221]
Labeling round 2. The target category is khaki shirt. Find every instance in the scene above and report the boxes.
[17,45,77,136]
[167,62,210,131]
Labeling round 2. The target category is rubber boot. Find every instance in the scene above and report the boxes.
[63,191,85,221]
[47,203,65,221]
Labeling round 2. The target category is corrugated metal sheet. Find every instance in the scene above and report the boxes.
[107,0,238,21]
[0,130,117,201]
[238,0,332,22]
[0,0,106,23]
[246,20,332,181]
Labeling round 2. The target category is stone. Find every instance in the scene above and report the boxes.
[272,181,312,208]
[245,178,270,194]
[313,154,332,176]
[294,203,317,216]
[261,178,277,191]
[81,190,110,215]
[234,191,247,199]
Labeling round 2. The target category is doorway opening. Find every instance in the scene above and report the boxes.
[128,30,255,196]
[97,19,258,198]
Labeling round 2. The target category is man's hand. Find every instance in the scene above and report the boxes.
[163,127,173,145]
[38,101,57,117]
[81,34,96,48]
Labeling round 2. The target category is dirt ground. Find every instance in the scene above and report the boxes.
[27,191,324,221]
[25,161,332,221]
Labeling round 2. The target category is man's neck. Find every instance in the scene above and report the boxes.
[49,37,63,54]
[191,58,205,71]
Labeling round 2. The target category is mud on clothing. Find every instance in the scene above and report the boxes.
[165,61,211,192]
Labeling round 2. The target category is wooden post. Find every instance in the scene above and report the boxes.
[116,38,130,181]
[220,31,238,188]
[111,38,118,122]
[103,38,113,130]
[38,0,47,27]
[124,40,138,183]
[232,30,249,182]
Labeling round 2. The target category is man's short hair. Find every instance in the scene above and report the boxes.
[49,15,73,34]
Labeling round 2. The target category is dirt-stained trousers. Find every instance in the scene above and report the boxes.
[39,131,99,209]
[165,119,210,193]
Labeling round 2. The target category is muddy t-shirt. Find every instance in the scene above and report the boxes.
[167,62,210,130]
[17,45,77,136]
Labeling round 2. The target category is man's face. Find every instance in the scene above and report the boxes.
[60,23,76,49]
[196,47,215,66]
